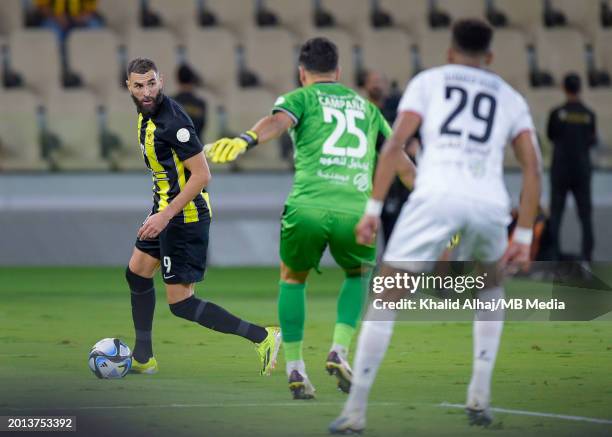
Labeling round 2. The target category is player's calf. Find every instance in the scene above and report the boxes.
[126,267,156,364]
[168,295,267,342]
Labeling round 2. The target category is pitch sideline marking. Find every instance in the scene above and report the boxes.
[439,402,612,425]
[8,401,397,412]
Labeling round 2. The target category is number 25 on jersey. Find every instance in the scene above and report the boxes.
[321,108,368,158]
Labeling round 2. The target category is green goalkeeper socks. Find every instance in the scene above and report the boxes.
[283,340,303,362]
[336,276,365,328]
[279,277,364,361]
[332,323,355,352]
[278,281,306,361]
[333,276,365,350]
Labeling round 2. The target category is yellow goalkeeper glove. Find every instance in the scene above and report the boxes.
[206,130,258,163]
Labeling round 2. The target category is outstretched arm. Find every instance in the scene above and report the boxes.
[207,112,293,163]
[250,112,294,143]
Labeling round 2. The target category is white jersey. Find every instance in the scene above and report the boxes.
[398,64,536,210]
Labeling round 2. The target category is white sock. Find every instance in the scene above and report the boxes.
[286,359,306,377]
[330,343,348,361]
[343,308,396,415]
[467,286,505,409]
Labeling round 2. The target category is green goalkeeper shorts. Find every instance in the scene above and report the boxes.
[280,204,376,272]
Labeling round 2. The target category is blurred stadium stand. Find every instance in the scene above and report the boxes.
[67,29,120,97]
[535,28,588,87]
[361,29,414,89]
[0,0,610,172]
[489,29,529,92]
[185,28,237,96]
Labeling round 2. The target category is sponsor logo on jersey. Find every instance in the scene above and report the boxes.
[353,173,370,192]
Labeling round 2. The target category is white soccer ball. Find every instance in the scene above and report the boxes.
[88,338,132,379]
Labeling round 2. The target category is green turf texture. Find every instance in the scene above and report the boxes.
[0,267,610,436]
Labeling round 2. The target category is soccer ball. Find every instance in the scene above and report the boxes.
[88,338,132,379]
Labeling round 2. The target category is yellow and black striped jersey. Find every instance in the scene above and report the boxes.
[137,95,211,223]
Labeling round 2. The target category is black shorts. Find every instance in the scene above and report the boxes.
[135,219,210,284]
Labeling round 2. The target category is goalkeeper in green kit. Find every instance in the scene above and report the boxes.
[207,37,415,399]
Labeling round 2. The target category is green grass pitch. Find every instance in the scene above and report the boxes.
[0,267,610,436]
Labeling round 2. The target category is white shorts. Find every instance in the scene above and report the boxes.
[383,192,510,271]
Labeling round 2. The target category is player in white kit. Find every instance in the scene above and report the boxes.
[330,19,541,433]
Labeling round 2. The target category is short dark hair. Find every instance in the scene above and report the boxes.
[452,19,493,56]
[563,73,581,94]
[127,57,158,77]
[298,37,338,74]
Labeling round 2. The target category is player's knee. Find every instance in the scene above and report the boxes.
[280,262,308,283]
[168,295,198,320]
[125,267,154,294]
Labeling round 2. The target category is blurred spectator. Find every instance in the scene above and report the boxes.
[27,0,104,83]
[173,64,207,141]
[363,70,418,246]
[28,0,104,41]
[363,71,389,112]
[547,73,597,261]
[381,82,402,123]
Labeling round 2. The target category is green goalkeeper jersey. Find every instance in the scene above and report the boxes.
[273,82,392,215]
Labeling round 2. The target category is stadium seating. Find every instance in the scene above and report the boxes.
[418,29,451,69]
[67,29,121,97]
[147,0,199,40]
[0,90,48,171]
[595,30,612,77]
[9,30,61,96]
[126,29,179,95]
[224,88,275,135]
[185,28,238,97]
[303,29,357,89]
[494,0,542,37]
[206,0,256,37]
[378,0,429,36]
[552,0,600,40]
[0,0,22,35]
[97,0,140,35]
[535,28,587,86]
[224,88,289,170]
[265,0,314,38]
[489,29,529,92]
[243,28,297,95]
[102,90,143,171]
[0,0,611,172]
[436,0,486,21]
[361,29,414,88]
[195,89,221,144]
[320,0,370,37]
[44,90,109,170]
